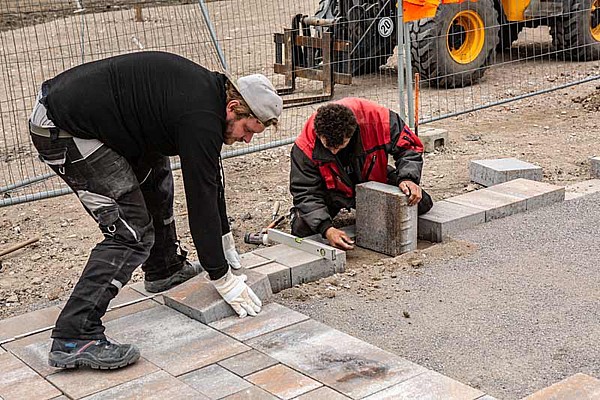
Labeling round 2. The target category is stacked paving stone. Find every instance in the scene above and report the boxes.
[469,158,543,187]
[1,285,497,400]
[419,178,565,243]
[522,373,600,400]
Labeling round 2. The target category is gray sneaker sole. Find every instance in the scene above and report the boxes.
[48,346,140,370]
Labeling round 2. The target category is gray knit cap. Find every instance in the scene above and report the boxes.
[236,74,283,124]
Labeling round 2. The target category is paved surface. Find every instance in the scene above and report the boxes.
[278,192,600,400]
[0,285,492,399]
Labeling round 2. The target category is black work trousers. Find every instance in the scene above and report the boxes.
[31,132,184,340]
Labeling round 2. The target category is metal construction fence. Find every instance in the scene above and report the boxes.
[1,0,599,207]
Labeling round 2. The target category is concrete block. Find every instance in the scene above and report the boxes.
[79,371,209,400]
[470,158,543,187]
[252,262,291,293]
[47,358,159,399]
[163,270,272,324]
[219,349,279,377]
[487,178,564,210]
[246,364,322,399]
[355,181,418,256]
[104,286,158,321]
[255,243,346,285]
[590,156,600,178]
[180,364,252,399]
[522,373,600,400]
[239,252,271,269]
[362,370,484,400]
[0,352,61,400]
[247,319,427,399]
[0,305,61,343]
[445,189,526,221]
[419,127,449,153]
[209,303,309,342]
[418,200,486,243]
[105,305,249,376]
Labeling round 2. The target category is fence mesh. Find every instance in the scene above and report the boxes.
[1,0,599,206]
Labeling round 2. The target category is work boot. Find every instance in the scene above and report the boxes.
[144,260,203,293]
[49,338,140,369]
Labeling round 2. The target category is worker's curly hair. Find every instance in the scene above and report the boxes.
[225,80,278,129]
[314,103,357,149]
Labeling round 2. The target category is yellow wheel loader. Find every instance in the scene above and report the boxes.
[278,0,600,88]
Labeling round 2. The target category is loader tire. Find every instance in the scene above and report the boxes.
[553,0,600,61]
[408,0,500,88]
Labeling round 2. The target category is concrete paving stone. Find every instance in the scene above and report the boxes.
[222,386,279,399]
[50,396,70,400]
[445,189,526,221]
[0,351,61,400]
[252,262,291,293]
[247,319,427,399]
[470,158,543,187]
[180,364,252,399]
[128,281,165,304]
[246,364,322,399]
[209,303,309,342]
[521,373,600,400]
[419,127,449,153]
[294,386,351,399]
[104,286,158,322]
[240,252,271,269]
[590,156,600,178]
[362,370,485,400]
[218,350,279,377]
[0,305,60,343]
[3,331,55,378]
[356,182,418,256]
[417,200,485,243]
[80,370,209,400]
[105,305,249,376]
[565,179,600,200]
[164,270,272,324]
[486,178,565,210]
[47,357,159,399]
[476,396,499,400]
[255,244,345,286]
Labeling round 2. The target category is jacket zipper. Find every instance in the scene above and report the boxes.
[364,154,377,181]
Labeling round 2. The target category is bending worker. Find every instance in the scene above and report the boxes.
[29,51,282,370]
[290,97,432,249]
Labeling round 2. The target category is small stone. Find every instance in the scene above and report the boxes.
[31,277,42,285]
[403,311,410,318]
[240,212,252,221]
[410,259,423,268]
[31,254,42,261]
[7,294,18,303]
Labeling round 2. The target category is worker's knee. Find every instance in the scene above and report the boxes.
[419,190,433,215]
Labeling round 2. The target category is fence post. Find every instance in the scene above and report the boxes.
[197,0,228,71]
[404,22,415,129]
[396,4,407,122]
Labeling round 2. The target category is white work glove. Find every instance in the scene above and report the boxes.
[222,232,242,270]
[212,268,262,318]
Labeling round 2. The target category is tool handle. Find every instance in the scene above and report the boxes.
[0,236,40,258]
[271,201,281,220]
[267,215,285,229]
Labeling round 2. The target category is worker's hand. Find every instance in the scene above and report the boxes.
[222,232,242,270]
[325,227,355,250]
[399,180,422,206]
[212,268,262,318]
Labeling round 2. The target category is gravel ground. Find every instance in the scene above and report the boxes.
[277,193,600,400]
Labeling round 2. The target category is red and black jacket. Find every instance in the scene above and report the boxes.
[290,97,424,236]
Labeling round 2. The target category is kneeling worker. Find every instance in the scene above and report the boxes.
[290,97,432,249]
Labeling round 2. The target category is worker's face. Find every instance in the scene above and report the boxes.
[224,101,266,145]
[318,135,352,155]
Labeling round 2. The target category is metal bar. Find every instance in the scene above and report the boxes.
[267,228,337,261]
[396,3,406,121]
[197,0,228,71]
[274,64,352,85]
[0,171,55,194]
[284,28,295,90]
[422,75,600,124]
[404,23,415,129]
